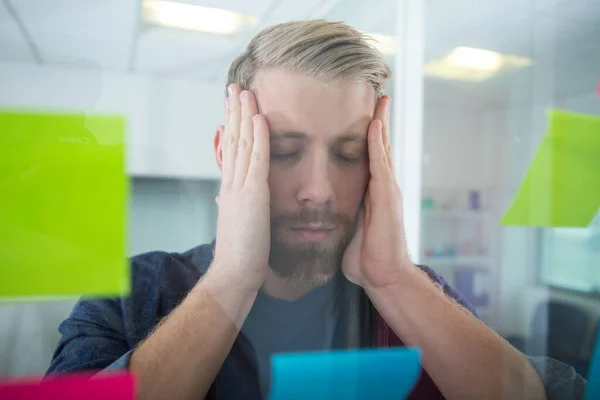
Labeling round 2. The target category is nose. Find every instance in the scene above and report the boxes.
[296,152,335,207]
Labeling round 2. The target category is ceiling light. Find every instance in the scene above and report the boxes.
[142,1,258,35]
[425,46,533,82]
[447,47,502,70]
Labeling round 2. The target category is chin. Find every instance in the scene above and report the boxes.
[270,263,339,288]
[268,243,344,287]
[268,224,353,286]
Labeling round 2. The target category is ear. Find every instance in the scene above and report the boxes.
[213,125,225,172]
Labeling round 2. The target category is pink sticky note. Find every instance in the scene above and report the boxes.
[0,372,134,400]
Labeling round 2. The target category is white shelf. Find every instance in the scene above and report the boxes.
[422,256,490,270]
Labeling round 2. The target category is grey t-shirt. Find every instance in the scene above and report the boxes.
[241,273,341,397]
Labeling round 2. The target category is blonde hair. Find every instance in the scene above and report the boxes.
[226,19,392,97]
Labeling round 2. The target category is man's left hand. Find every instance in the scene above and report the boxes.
[342,96,414,288]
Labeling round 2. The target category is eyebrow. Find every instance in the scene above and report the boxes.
[335,133,364,143]
[270,131,307,140]
[270,131,365,143]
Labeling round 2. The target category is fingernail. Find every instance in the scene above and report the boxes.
[239,91,247,103]
[224,97,229,111]
[228,85,234,97]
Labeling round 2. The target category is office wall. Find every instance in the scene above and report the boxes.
[420,91,509,329]
[0,63,222,376]
[422,100,506,201]
[0,62,223,179]
[128,178,219,256]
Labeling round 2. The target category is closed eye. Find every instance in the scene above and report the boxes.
[271,152,301,160]
[335,153,362,164]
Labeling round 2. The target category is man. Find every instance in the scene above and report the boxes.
[48,20,585,399]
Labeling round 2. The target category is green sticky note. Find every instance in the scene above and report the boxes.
[0,111,129,298]
[502,110,600,227]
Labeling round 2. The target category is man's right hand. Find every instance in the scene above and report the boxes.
[129,89,270,399]
[211,85,271,294]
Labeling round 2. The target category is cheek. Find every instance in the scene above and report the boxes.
[268,168,295,212]
[332,165,369,210]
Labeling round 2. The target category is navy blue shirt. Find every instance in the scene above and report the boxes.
[47,242,586,399]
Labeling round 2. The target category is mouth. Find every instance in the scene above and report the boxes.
[290,225,337,241]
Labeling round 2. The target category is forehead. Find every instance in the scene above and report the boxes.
[251,68,376,137]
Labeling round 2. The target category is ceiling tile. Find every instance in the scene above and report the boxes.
[167,58,227,82]
[135,27,240,73]
[265,0,335,24]
[534,0,600,23]
[12,0,139,68]
[164,0,274,18]
[426,0,529,53]
[0,1,36,63]
[325,0,396,35]
[426,2,531,60]
[135,0,327,77]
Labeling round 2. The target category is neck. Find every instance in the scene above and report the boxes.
[262,270,319,301]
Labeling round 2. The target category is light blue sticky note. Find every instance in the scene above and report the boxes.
[269,348,422,400]
[585,326,600,400]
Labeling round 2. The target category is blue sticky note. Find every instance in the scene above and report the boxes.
[269,348,422,400]
[585,325,600,400]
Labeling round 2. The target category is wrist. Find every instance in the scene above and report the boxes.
[363,262,427,302]
[203,261,262,296]
[361,260,415,291]
[196,264,259,328]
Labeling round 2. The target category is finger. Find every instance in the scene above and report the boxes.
[224,96,230,123]
[246,114,270,185]
[220,98,233,185]
[222,85,242,186]
[367,119,392,181]
[355,203,366,231]
[374,96,393,171]
[234,90,258,186]
[364,188,372,222]
[383,99,393,172]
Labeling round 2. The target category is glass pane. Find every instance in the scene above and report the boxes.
[421,0,600,379]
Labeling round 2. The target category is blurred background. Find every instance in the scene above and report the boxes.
[0,0,599,381]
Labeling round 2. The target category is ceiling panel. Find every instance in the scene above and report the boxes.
[535,0,600,23]
[325,0,396,35]
[134,27,241,73]
[0,1,36,63]
[165,57,228,81]
[425,7,531,62]
[426,0,524,44]
[265,0,336,25]
[157,0,337,79]
[423,0,600,104]
[135,0,329,77]
[473,0,585,13]
[12,0,139,68]
[167,0,275,18]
